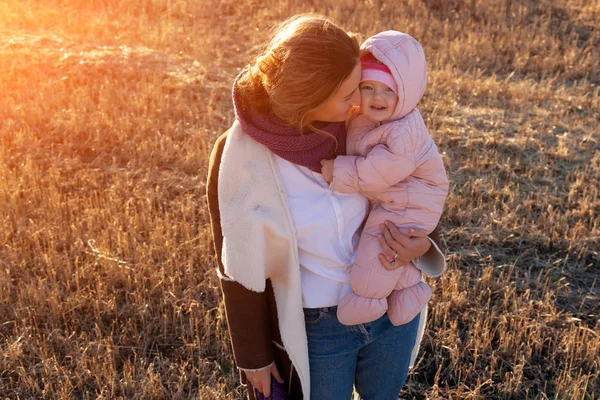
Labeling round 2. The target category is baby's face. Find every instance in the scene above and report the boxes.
[359,80,399,123]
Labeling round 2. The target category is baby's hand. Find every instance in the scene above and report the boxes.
[320,159,335,183]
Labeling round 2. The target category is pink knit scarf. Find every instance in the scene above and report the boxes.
[232,71,346,173]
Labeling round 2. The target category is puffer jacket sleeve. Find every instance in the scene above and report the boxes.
[330,125,417,194]
[207,131,274,371]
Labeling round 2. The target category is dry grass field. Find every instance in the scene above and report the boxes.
[0,0,598,398]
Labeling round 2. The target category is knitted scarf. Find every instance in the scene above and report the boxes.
[232,71,346,173]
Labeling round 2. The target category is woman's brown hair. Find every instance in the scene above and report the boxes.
[236,14,360,134]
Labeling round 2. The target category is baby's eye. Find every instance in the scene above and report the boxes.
[386,87,394,92]
[360,86,373,90]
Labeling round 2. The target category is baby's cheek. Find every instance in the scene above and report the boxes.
[359,93,368,107]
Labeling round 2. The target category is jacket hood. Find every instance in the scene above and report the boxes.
[360,31,427,120]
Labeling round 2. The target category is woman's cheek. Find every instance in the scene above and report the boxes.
[342,103,354,119]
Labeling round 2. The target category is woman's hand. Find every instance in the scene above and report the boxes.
[320,159,335,183]
[245,362,284,397]
[377,221,431,270]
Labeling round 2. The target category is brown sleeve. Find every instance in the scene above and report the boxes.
[206,131,274,370]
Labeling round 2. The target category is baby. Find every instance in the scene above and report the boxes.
[321,31,449,326]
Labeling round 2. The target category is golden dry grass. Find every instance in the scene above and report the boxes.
[0,0,598,399]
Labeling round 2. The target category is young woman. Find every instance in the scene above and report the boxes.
[207,14,446,400]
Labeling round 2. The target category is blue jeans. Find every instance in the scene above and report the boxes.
[304,306,420,400]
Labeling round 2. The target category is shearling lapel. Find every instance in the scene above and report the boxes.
[217,121,311,398]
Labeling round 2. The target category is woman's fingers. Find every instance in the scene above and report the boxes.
[271,364,284,384]
[248,363,283,397]
[384,221,409,246]
[263,382,271,398]
[252,378,265,396]
[383,222,429,241]
[380,224,411,261]
[377,231,397,260]
[378,253,396,270]
[379,222,431,267]
[406,226,430,238]
[251,379,264,396]
[377,234,409,270]
[255,383,265,397]
[246,367,273,397]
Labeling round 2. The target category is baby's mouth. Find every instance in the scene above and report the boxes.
[371,105,386,110]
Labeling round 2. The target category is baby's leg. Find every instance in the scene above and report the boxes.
[337,221,402,325]
[350,230,401,297]
[393,262,423,290]
[387,280,431,326]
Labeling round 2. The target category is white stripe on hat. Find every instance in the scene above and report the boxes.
[360,69,398,94]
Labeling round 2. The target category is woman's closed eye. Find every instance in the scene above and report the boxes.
[344,88,358,101]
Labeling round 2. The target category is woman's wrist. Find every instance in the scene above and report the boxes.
[239,361,275,373]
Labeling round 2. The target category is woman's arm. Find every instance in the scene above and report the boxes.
[207,132,280,392]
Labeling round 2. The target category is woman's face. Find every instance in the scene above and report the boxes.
[307,62,362,123]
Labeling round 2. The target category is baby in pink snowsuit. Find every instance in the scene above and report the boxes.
[321,31,449,326]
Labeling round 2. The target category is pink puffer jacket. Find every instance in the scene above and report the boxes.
[332,31,449,326]
[332,31,448,214]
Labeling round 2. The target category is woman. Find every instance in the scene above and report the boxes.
[206,14,446,400]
